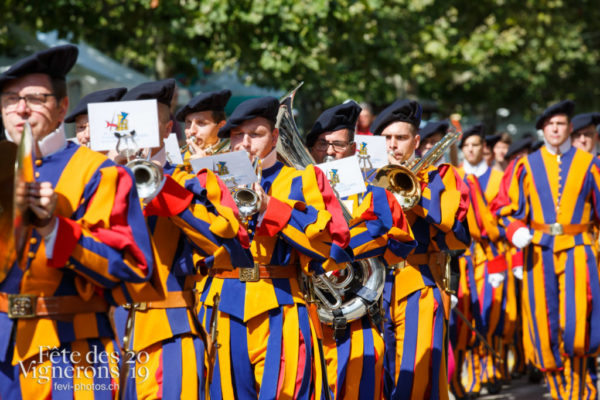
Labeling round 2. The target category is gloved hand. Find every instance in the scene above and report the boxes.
[451,294,459,309]
[488,272,505,288]
[512,227,533,249]
[513,266,523,280]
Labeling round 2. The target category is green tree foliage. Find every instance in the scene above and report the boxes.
[2,0,600,125]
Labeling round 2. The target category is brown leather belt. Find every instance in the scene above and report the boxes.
[407,252,447,268]
[122,290,195,311]
[209,264,298,282]
[530,221,591,236]
[0,292,109,319]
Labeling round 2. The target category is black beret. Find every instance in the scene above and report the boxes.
[0,45,79,90]
[305,101,361,148]
[420,120,449,141]
[121,79,176,106]
[175,89,232,122]
[459,124,485,148]
[535,100,575,130]
[370,99,422,135]
[484,134,502,148]
[571,112,600,134]
[505,137,533,161]
[64,87,127,123]
[218,96,279,138]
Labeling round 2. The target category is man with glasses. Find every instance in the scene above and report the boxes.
[0,45,154,398]
[306,101,417,399]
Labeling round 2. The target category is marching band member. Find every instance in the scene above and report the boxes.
[306,101,417,400]
[175,89,231,159]
[571,112,600,155]
[0,45,154,398]
[454,124,508,397]
[495,100,600,399]
[109,79,253,399]
[196,96,353,399]
[370,100,471,400]
[64,87,127,147]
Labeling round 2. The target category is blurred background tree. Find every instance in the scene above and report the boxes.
[2,0,600,130]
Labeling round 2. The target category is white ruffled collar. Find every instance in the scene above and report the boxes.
[5,124,67,158]
[543,137,571,155]
[463,159,488,177]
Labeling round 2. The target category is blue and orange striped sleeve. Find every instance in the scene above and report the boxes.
[257,164,353,274]
[145,167,254,270]
[348,185,416,264]
[48,165,154,288]
[494,158,530,241]
[414,164,470,250]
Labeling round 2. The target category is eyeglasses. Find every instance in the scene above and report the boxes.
[314,139,352,152]
[0,92,57,110]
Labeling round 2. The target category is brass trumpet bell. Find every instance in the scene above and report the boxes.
[372,165,421,210]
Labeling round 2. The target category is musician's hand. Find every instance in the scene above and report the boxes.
[27,181,57,236]
[253,182,270,214]
[15,180,29,213]
[106,149,128,165]
[189,143,208,160]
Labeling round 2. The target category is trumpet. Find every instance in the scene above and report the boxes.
[114,131,163,200]
[181,137,231,156]
[372,123,462,210]
[232,155,262,221]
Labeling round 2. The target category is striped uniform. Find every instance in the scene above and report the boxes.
[113,164,253,399]
[322,185,416,400]
[197,161,353,399]
[0,141,154,399]
[495,145,600,399]
[454,166,507,393]
[382,164,471,400]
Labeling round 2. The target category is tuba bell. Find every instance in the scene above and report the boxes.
[275,83,386,333]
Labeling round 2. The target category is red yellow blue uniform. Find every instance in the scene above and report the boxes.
[0,141,154,399]
[495,144,600,399]
[197,161,352,399]
[322,185,416,400]
[382,163,470,400]
[113,163,252,400]
[452,164,507,395]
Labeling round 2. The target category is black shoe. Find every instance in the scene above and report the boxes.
[487,380,502,395]
[528,366,544,384]
[510,370,522,380]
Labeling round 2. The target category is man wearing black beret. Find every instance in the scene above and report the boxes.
[64,87,127,147]
[306,101,359,163]
[112,80,252,399]
[571,112,600,155]
[418,120,448,156]
[370,99,470,400]
[306,102,416,399]
[198,96,353,399]
[0,45,155,397]
[496,100,600,399]
[176,89,231,159]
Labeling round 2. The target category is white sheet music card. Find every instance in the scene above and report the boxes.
[88,99,160,152]
[317,155,366,198]
[164,133,183,165]
[189,150,258,188]
[354,134,388,169]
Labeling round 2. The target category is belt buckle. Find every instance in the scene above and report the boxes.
[7,294,37,319]
[549,222,564,236]
[239,263,260,282]
[389,260,406,270]
[122,302,147,311]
